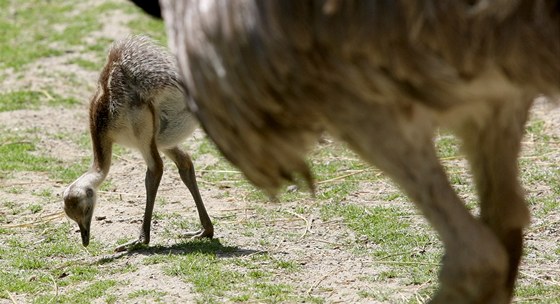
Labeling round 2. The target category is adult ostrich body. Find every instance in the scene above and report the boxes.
[132,1,560,302]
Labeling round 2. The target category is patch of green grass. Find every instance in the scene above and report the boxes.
[127,17,167,43]
[322,203,416,251]
[0,0,153,72]
[4,224,82,261]
[2,200,24,215]
[166,252,242,295]
[122,3,167,42]
[435,133,461,159]
[11,254,46,270]
[6,186,24,194]
[0,271,51,297]
[77,133,93,150]
[0,2,80,71]
[253,282,293,302]
[358,288,392,302]
[51,160,90,184]
[162,215,204,239]
[84,37,115,54]
[35,280,118,304]
[0,90,80,112]
[48,94,80,107]
[0,0,167,111]
[128,289,167,301]
[153,240,310,303]
[526,119,547,138]
[0,90,44,111]
[28,204,43,214]
[515,282,560,304]
[309,144,368,203]
[321,202,441,286]
[64,265,100,284]
[519,118,560,219]
[382,191,405,202]
[34,188,53,198]
[0,223,101,300]
[274,259,299,271]
[0,131,89,183]
[112,262,140,275]
[239,139,373,204]
[142,255,168,266]
[524,118,557,154]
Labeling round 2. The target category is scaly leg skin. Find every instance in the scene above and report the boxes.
[326,100,509,303]
[457,99,533,300]
[165,147,214,239]
[181,229,211,238]
[115,140,164,252]
[114,236,146,253]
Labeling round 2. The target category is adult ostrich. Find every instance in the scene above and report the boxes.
[130,1,560,303]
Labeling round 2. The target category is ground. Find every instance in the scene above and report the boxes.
[0,1,559,303]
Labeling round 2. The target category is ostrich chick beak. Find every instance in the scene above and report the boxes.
[77,215,92,247]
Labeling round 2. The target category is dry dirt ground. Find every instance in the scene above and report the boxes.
[0,4,413,302]
[1,109,411,302]
[0,111,414,302]
[1,1,559,303]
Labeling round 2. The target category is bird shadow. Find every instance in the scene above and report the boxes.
[93,238,264,266]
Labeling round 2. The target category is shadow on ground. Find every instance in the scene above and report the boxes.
[94,238,264,265]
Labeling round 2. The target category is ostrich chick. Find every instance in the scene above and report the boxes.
[63,35,213,251]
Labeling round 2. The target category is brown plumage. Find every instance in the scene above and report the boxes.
[133,0,559,302]
[63,35,213,251]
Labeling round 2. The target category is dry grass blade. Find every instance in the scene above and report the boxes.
[46,273,59,304]
[7,290,18,304]
[113,154,138,164]
[373,260,441,266]
[439,155,465,161]
[285,210,313,238]
[317,169,371,185]
[198,169,241,174]
[0,211,65,228]
[40,90,54,101]
[414,291,430,304]
[519,271,560,287]
[306,269,337,295]
[1,181,51,187]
